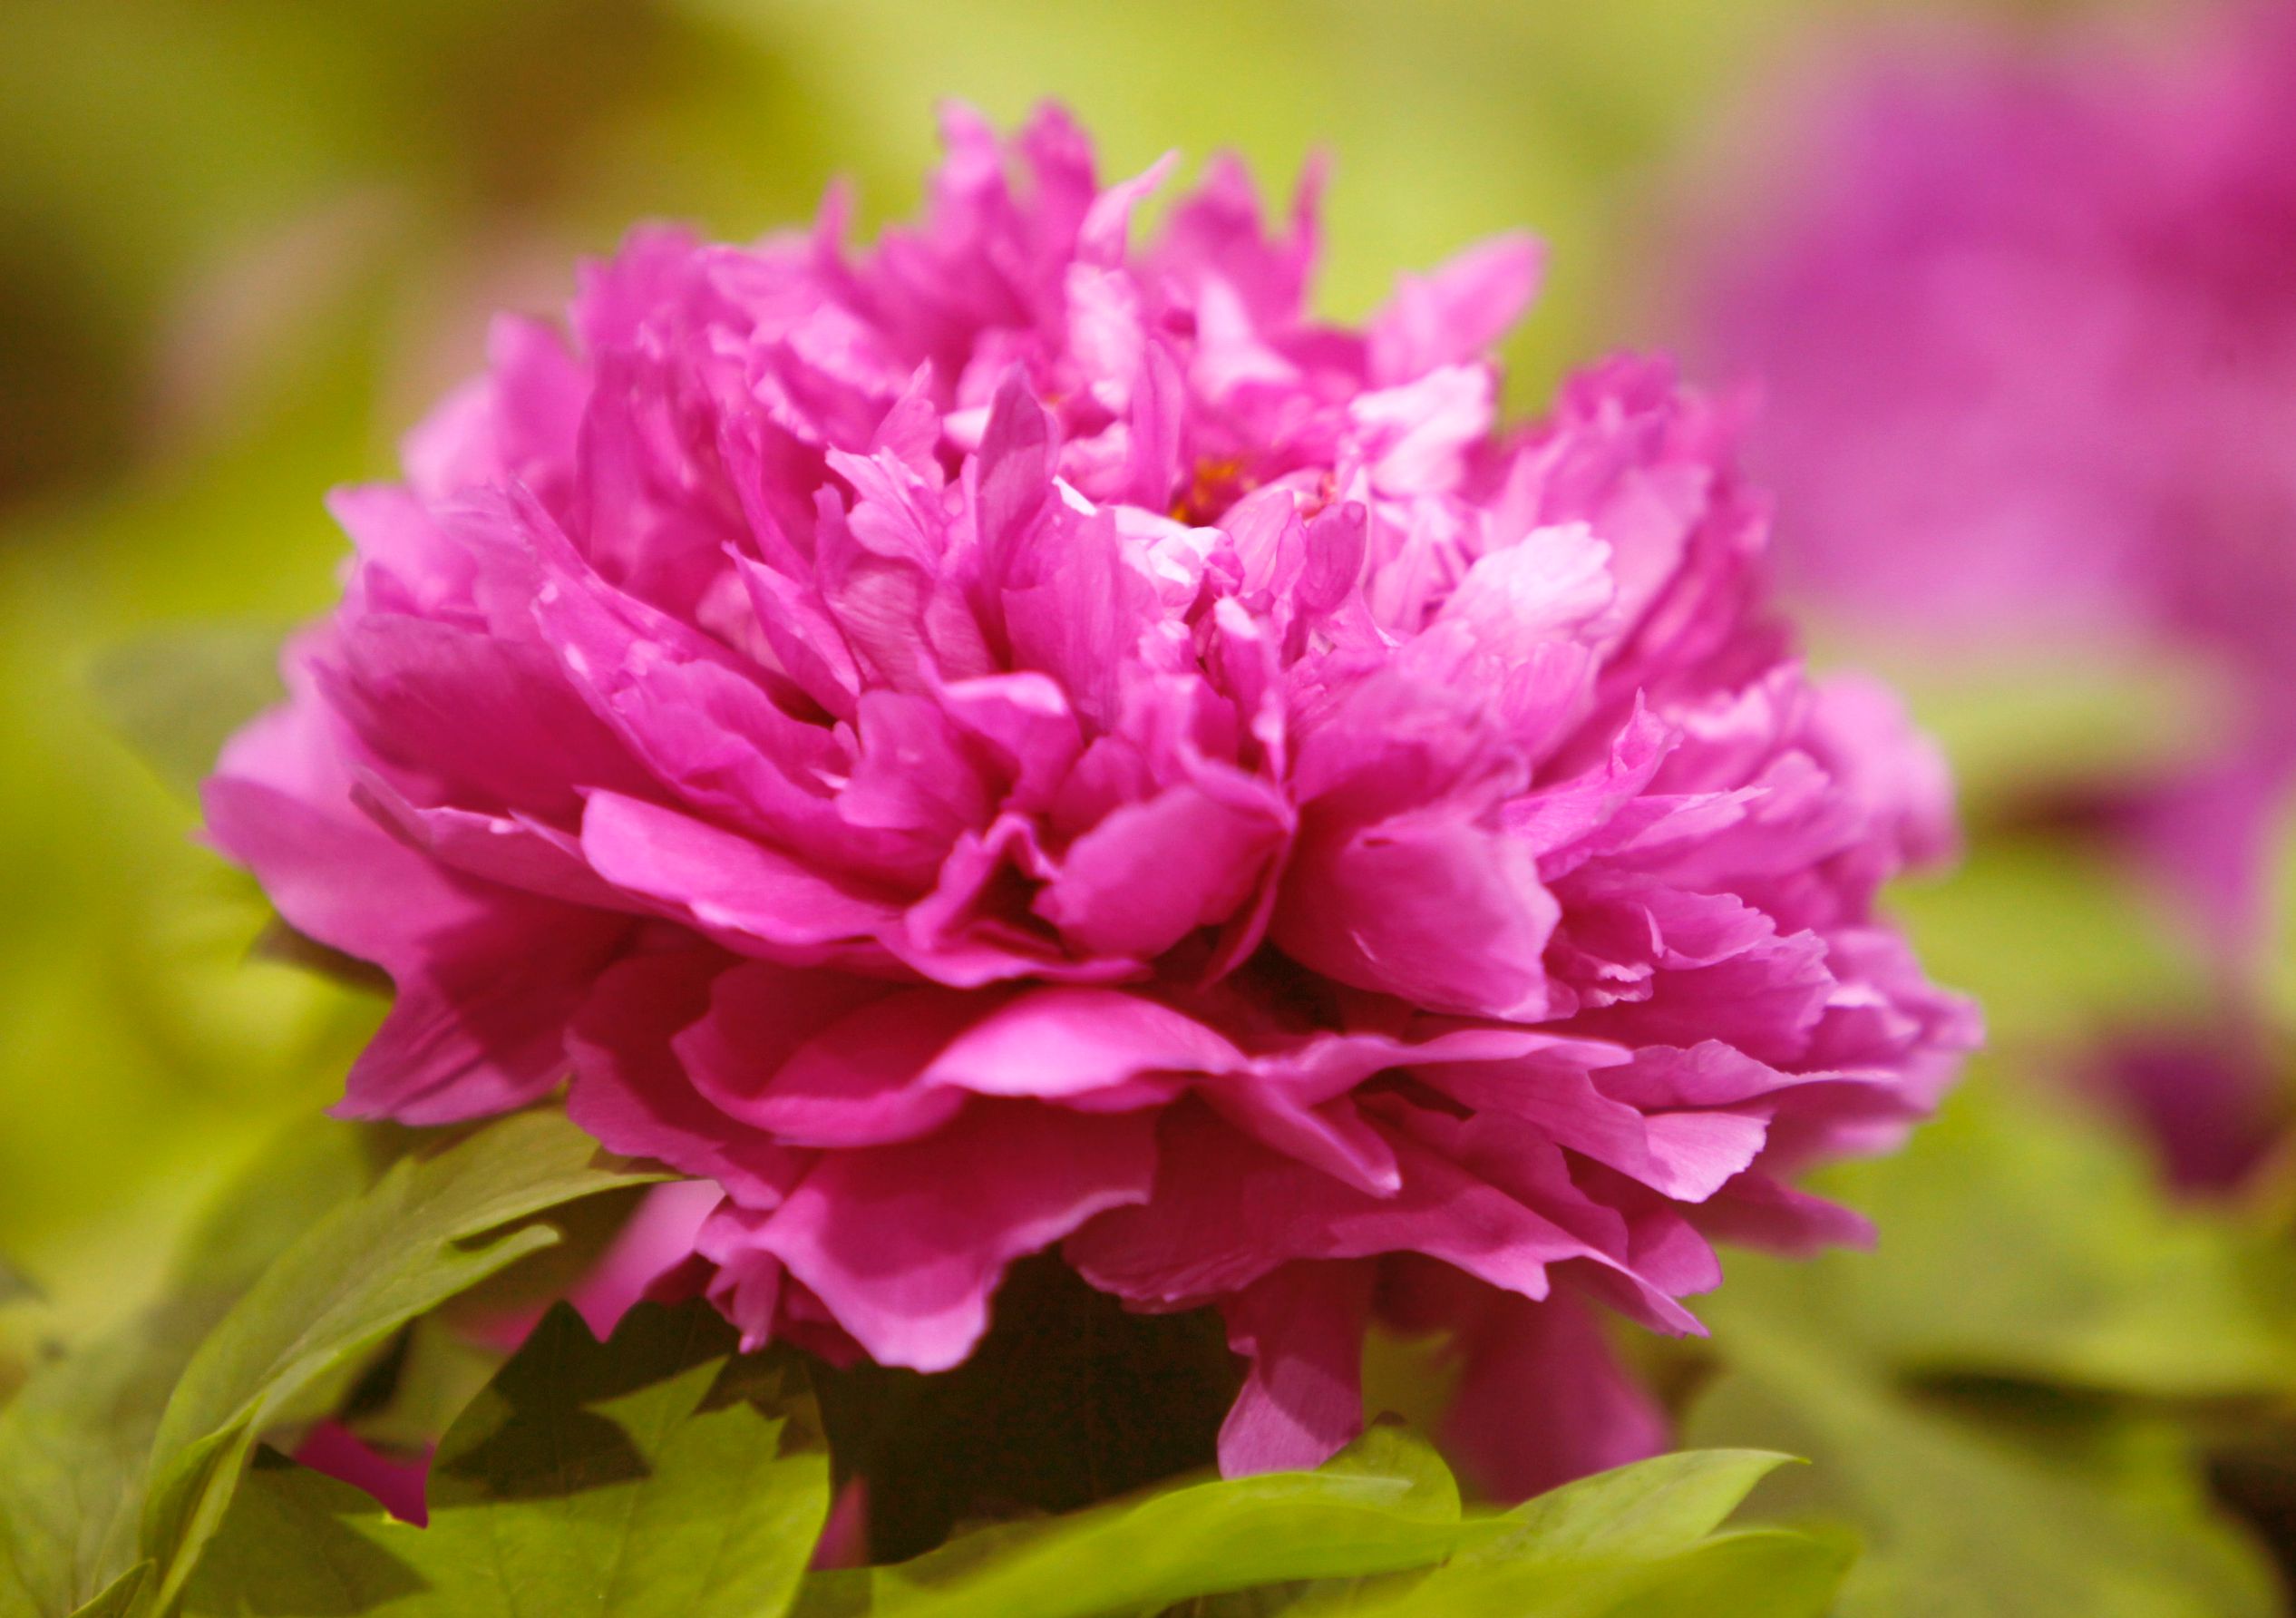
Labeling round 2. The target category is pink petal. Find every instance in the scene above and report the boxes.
[1421,1055,1768,1203]
[754,1104,1158,1370]
[205,697,628,1125]
[1441,1290,1668,1503]
[569,1179,726,1340]
[1368,233,1543,384]
[679,980,976,1146]
[564,948,810,1209]
[1273,814,1557,1020]
[1216,1262,1376,1477]
[921,987,1239,1101]
[293,1424,433,1526]
[579,790,900,955]
[1069,1106,1607,1311]
[1036,783,1289,960]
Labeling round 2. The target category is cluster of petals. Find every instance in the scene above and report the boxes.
[208,105,1975,1494]
[1696,5,2296,956]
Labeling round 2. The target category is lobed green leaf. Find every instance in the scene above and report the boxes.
[0,1120,376,1618]
[137,1107,668,1612]
[1686,1350,2275,1617]
[793,1425,1474,1618]
[182,1300,830,1618]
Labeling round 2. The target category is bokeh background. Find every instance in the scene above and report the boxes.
[5,3,2291,1613]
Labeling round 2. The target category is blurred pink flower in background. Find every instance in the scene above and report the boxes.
[1695,5,2296,966]
[207,106,1974,1496]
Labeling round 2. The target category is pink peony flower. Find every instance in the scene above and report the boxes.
[206,106,1975,1493]
[1691,6,2296,961]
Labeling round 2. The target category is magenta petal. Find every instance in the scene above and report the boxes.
[1689,1173,1876,1258]
[734,554,863,722]
[1423,1056,1767,1204]
[206,702,627,1124]
[754,1105,1158,1370]
[1441,1290,1668,1503]
[970,369,1055,572]
[811,1478,872,1573]
[402,311,585,499]
[1349,366,1493,494]
[1369,233,1543,384]
[569,1179,725,1340]
[318,612,647,820]
[1639,1111,1772,1202]
[351,775,629,911]
[695,1205,788,1351]
[681,983,975,1146]
[203,105,1973,1463]
[345,958,611,1126]
[293,1424,433,1526]
[580,791,899,953]
[565,949,810,1209]
[1001,508,1156,729]
[1273,815,1557,1020]
[1036,783,1289,960]
[1205,1088,1401,1196]
[1434,521,1616,659]
[204,691,470,976]
[1216,1262,1375,1477]
[921,987,1240,1099]
[1069,1106,1601,1309]
[935,672,1084,809]
[840,691,992,839]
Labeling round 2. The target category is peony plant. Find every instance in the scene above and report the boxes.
[199,104,1975,1516]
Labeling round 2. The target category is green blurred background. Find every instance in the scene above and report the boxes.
[8,3,2291,1610]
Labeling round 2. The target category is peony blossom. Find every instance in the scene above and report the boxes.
[1692,6,2296,963]
[206,105,1974,1495]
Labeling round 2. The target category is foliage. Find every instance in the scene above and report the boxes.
[184,1302,830,1618]
[6,3,2294,1613]
[0,1109,665,1618]
[0,1101,1854,1618]
[1682,1077,2291,1616]
[10,356,2290,1618]
[0,1120,381,1618]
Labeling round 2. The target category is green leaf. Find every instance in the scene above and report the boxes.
[1284,1450,1845,1618]
[1781,1077,2296,1400]
[0,1119,377,1618]
[336,1316,504,1457]
[1683,1077,2291,1617]
[1887,840,2209,1057]
[0,1321,192,1618]
[85,627,286,804]
[1683,1343,2273,1617]
[0,1255,41,1400]
[2267,804,2296,1036]
[138,1106,669,1613]
[793,1425,1478,1618]
[787,1432,1824,1618]
[1460,1449,1802,1566]
[1299,1526,1855,1618]
[63,1564,151,1618]
[182,1300,831,1618]
[1803,633,2214,826]
[164,1123,407,1303]
[1562,1528,1854,1618]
